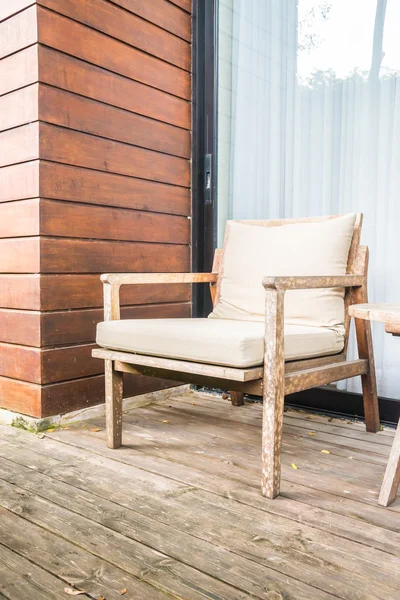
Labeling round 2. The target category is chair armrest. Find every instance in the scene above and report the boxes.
[262,275,364,290]
[101,273,218,285]
[101,272,218,321]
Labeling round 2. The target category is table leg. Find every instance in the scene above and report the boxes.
[378,418,400,506]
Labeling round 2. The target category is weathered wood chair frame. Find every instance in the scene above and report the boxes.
[93,214,380,499]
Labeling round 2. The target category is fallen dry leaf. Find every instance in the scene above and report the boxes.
[37,433,45,439]
[162,420,169,423]
[308,431,316,436]
[291,463,298,470]
[120,589,127,595]
[221,393,229,400]
[90,427,101,432]
[82,425,88,429]
[47,428,55,433]
[321,449,330,454]
[97,596,106,600]
[64,588,85,596]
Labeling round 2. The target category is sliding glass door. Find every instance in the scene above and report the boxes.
[217,0,400,399]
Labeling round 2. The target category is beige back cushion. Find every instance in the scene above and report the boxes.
[209,213,357,331]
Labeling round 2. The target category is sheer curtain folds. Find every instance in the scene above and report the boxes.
[218,0,400,398]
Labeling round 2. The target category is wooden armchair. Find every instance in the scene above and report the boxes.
[93,214,379,499]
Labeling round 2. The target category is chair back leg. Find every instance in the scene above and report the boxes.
[352,286,380,433]
[105,359,124,448]
[230,391,244,406]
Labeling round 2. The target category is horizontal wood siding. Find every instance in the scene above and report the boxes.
[0,4,41,416]
[0,1,192,418]
[37,0,191,412]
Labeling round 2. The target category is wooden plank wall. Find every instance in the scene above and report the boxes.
[0,0,192,418]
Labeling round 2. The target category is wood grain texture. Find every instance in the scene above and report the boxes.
[93,348,263,383]
[38,162,190,215]
[0,84,38,132]
[379,419,400,506]
[0,45,38,96]
[0,309,41,346]
[0,161,39,203]
[0,397,398,600]
[0,343,40,383]
[349,303,400,324]
[41,344,99,384]
[0,5,37,59]
[0,0,35,22]
[37,0,190,70]
[38,47,190,129]
[0,0,193,416]
[261,288,285,499]
[102,272,218,285]
[39,199,190,244]
[105,360,123,448]
[41,374,177,417]
[108,0,191,42]
[230,391,244,406]
[0,238,40,273]
[169,0,192,12]
[0,275,41,310]
[40,275,191,310]
[0,123,39,167]
[40,238,189,274]
[0,199,40,238]
[41,302,191,346]
[284,360,368,395]
[39,123,190,187]
[0,377,41,417]
[38,85,190,158]
[37,6,190,99]
[0,501,168,600]
[351,248,380,433]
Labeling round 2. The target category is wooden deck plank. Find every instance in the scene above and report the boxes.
[0,482,266,600]
[0,543,74,600]
[0,508,167,600]
[1,433,399,600]
[129,401,391,464]
[0,457,335,600]
[0,393,398,600]
[175,392,394,446]
[0,447,398,600]
[0,427,399,553]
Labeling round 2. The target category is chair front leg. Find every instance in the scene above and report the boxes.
[261,288,285,499]
[105,359,123,449]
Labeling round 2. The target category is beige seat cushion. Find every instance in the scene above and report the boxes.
[96,318,344,368]
[209,214,356,333]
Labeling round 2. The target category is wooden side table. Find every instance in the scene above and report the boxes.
[349,303,400,506]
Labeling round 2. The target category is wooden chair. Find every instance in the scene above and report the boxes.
[93,214,379,499]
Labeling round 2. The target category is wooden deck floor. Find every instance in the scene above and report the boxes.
[0,389,399,600]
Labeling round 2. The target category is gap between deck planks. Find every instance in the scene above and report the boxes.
[0,391,398,600]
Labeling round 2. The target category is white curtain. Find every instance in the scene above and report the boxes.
[218,0,400,399]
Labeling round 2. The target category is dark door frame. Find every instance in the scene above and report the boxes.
[191,0,218,318]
